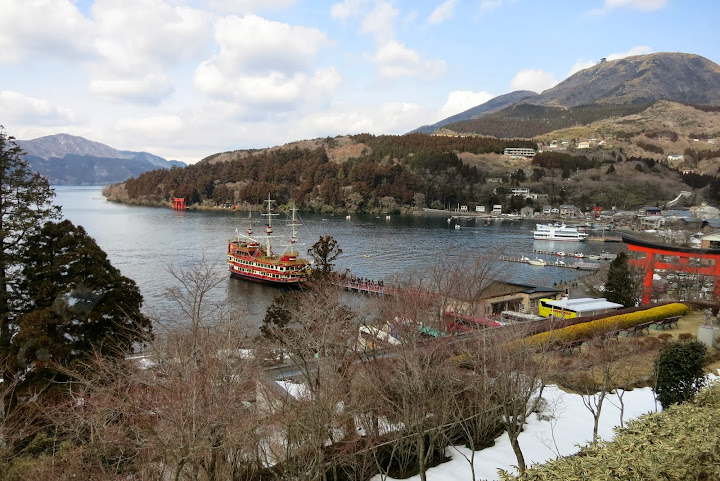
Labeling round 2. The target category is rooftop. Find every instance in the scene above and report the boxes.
[542,297,623,313]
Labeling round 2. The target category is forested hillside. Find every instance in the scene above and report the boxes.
[108,134,537,213]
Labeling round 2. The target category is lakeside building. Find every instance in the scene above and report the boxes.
[540,297,623,318]
[503,147,536,159]
[446,280,562,318]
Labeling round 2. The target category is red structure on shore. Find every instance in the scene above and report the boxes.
[624,236,720,304]
[172,198,186,210]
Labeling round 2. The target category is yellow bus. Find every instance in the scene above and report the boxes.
[537,298,578,319]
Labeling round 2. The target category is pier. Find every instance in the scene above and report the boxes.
[500,255,601,270]
[333,275,395,296]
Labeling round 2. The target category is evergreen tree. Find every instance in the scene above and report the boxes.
[13,220,151,389]
[307,235,342,278]
[654,341,706,408]
[0,127,60,365]
[604,252,636,307]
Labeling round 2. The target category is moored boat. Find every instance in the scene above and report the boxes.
[533,223,589,242]
[527,258,547,266]
[227,196,310,286]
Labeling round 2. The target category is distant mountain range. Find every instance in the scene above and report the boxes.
[410,90,539,134]
[415,52,720,138]
[16,133,185,185]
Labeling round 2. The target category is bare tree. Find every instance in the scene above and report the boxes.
[483,326,550,475]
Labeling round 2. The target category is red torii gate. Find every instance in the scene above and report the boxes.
[624,236,720,304]
[172,198,186,210]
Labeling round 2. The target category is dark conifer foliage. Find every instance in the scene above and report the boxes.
[13,220,151,387]
[0,127,61,366]
[122,134,537,210]
[604,252,636,307]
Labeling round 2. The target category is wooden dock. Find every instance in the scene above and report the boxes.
[500,255,601,270]
[333,275,395,296]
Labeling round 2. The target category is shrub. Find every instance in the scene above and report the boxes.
[523,303,689,348]
[657,333,673,343]
[654,340,706,408]
[499,383,720,481]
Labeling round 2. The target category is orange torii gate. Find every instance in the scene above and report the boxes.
[172,198,186,210]
[624,236,720,304]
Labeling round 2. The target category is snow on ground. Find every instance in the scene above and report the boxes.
[372,384,659,481]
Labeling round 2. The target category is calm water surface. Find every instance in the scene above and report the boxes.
[54,186,624,326]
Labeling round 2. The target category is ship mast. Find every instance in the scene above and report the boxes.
[262,194,278,257]
[287,201,300,257]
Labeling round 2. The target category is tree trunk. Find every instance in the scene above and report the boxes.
[508,431,526,474]
[418,433,427,481]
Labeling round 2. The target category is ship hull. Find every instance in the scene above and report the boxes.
[229,269,304,287]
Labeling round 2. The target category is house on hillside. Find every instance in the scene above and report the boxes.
[445,280,562,318]
[638,206,662,216]
[559,204,581,217]
[701,232,720,249]
[520,206,534,217]
[668,154,684,161]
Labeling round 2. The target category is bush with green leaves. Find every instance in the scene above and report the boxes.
[654,340,706,408]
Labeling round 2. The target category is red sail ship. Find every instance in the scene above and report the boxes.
[227,196,310,286]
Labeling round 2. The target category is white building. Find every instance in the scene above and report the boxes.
[503,148,536,159]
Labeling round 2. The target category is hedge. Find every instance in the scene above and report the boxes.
[522,303,689,348]
[499,382,720,481]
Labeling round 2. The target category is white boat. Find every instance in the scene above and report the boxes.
[527,258,547,266]
[533,223,589,242]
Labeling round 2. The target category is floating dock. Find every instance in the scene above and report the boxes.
[500,255,601,270]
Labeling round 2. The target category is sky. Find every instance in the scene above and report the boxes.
[2,0,719,164]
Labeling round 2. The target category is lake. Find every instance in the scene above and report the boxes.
[53,186,624,327]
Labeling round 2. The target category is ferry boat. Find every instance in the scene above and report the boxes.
[533,223,589,242]
[227,196,311,286]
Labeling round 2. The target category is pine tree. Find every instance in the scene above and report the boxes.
[604,252,636,307]
[13,220,151,389]
[0,127,60,363]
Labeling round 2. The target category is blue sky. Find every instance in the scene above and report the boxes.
[1,0,718,163]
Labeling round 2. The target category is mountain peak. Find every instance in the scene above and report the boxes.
[16,133,132,160]
[534,52,720,107]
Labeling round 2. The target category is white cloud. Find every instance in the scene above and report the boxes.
[569,59,596,76]
[439,90,495,118]
[360,1,399,44]
[0,90,77,125]
[569,46,654,76]
[0,0,94,63]
[589,0,666,15]
[478,0,516,14]
[115,115,184,138]
[510,69,558,93]
[292,102,433,139]
[206,0,296,14]
[194,15,337,112]
[606,45,654,60]
[208,15,331,74]
[428,0,457,25]
[89,72,175,105]
[365,41,446,80]
[89,0,212,104]
[195,66,341,114]
[331,0,369,20]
